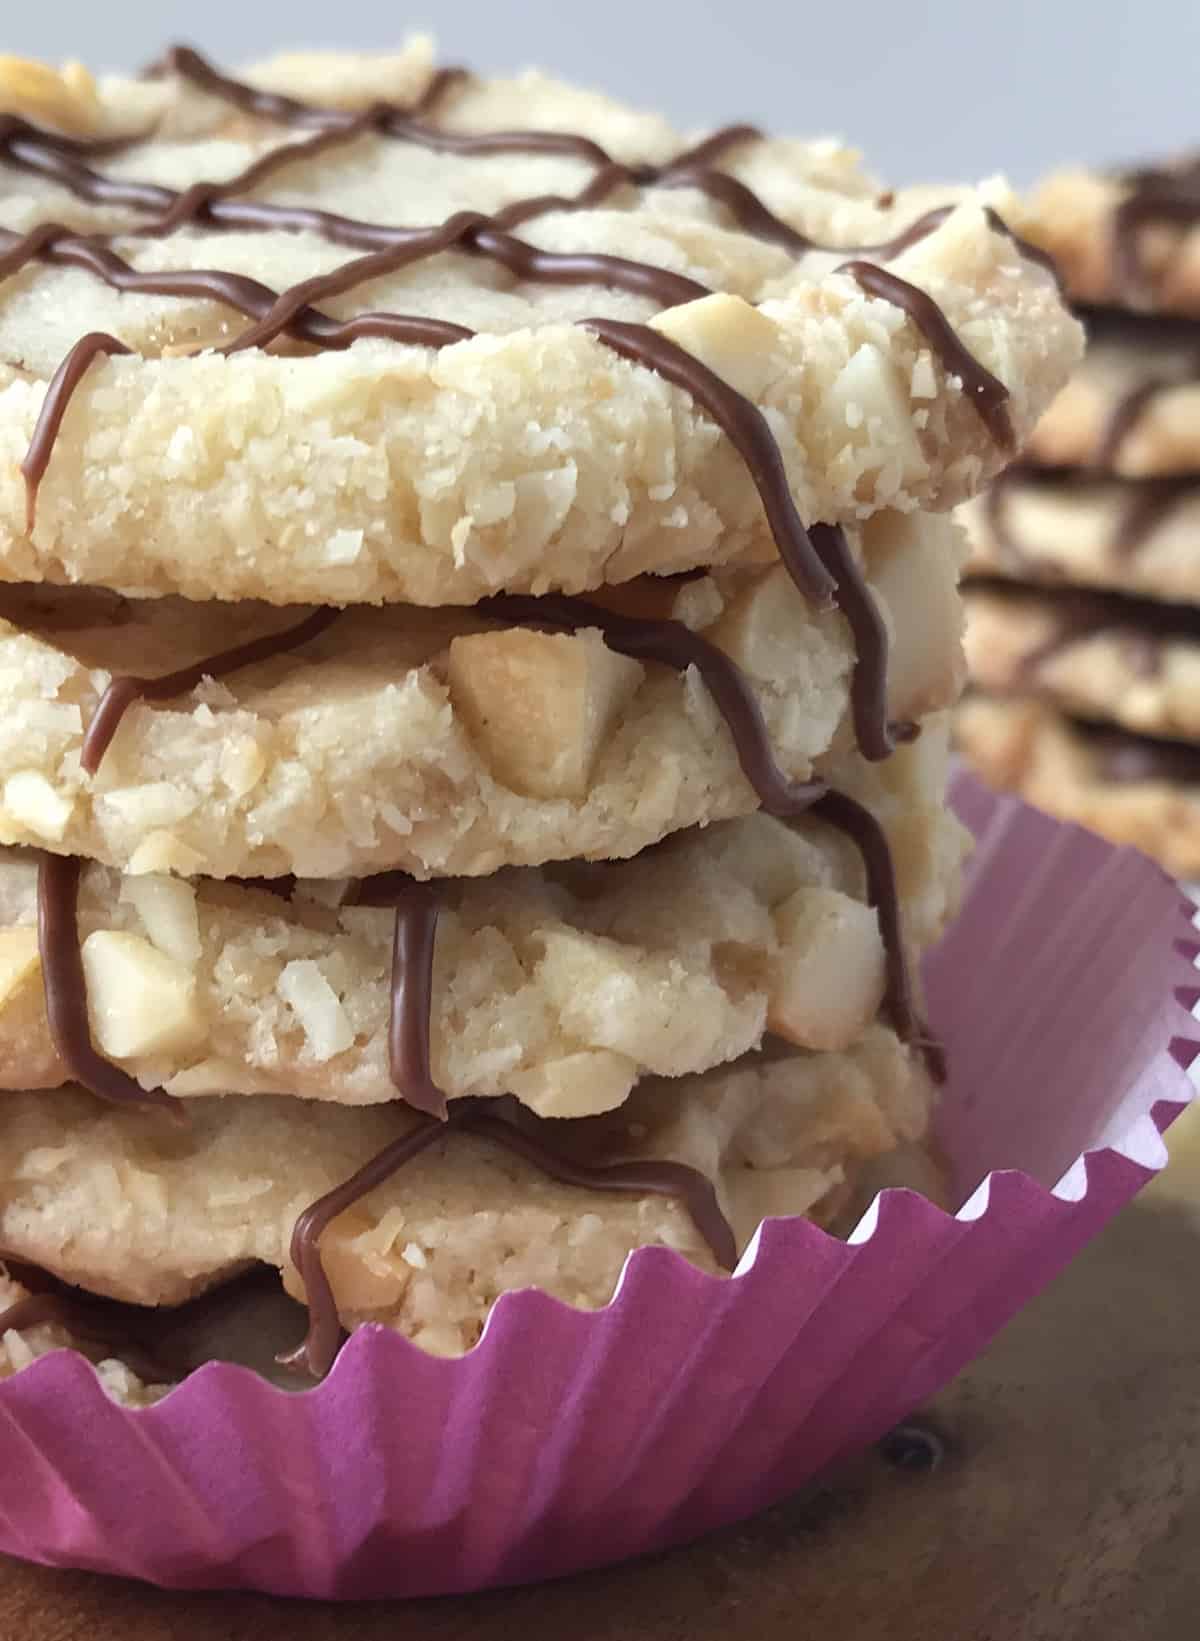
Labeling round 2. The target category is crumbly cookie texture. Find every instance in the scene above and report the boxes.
[1024,316,1200,476]
[964,582,1200,742]
[1017,166,1200,318]
[0,49,1080,604]
[956,694,1200,879]
[960,472,1200,607]
[0,1269,161,1402]
[0,1024,936,1358]
[0,725,966,1112]
[0,511,966,880]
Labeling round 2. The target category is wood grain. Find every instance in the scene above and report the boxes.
[3,1157,1198,1639]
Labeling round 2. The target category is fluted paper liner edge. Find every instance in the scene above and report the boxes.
[0,773,1193,1598]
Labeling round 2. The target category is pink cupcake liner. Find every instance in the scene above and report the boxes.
[0,771,1193,1598]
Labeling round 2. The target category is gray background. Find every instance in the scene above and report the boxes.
[4,0,1197,185]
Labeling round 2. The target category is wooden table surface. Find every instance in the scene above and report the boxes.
[3,1128,1198,1640]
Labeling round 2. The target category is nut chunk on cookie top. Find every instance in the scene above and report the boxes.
[0,42,1080,607]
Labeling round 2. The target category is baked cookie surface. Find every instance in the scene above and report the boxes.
[1025,312,1200,476]
[0,511,965,879]
[961,467,1200,607]
[1018,161,1200,319]
[0,1023,937,1361]
[964,579,1200,743]
[0,46,1079,606]
[0,725,967,1113]
[956,693,1200,879]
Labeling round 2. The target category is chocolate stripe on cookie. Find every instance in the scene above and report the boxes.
[1111,158,1200,306]
[981,465,1200,576]
[36,853,177,1113]
[970,577,1200,684]
[0,51,1033,578]
[79,608,340,773]
[280,1097,739,1378]
[478,591,918,1043]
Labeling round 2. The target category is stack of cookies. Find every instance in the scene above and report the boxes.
[959,158,1200,878]
[0,44,1078,1381]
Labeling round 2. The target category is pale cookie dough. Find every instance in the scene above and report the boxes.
[956,693,1200,878]
[1025,314,1200,476]
[0,728,966,1112]
[1017,164,1200,319]
[0,1269,161,1401]
[964,581,1200,742]
[0,510,966,879]
[0,50,1080,604]
[960,470,1200,607]
[0,1023,937,1359]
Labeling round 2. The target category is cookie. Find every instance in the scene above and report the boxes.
[0,1267,163,1401]
[0,510,966,880]
[0,48,1079,607]
[1024,311,1200,476]
[0,724,967,1113]
[959,467,1200,607]
[963,580,1200,742]
[0,1021,937,1363]
[1017,162,1200,318]
[956,694,1200,878]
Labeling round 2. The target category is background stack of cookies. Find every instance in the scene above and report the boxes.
[959,158,1200,879]
[0,45,1077,1381]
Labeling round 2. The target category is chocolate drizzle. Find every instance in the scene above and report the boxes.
[1094,375,1176,472]
[36,853,176,1113]
[479,591,917,1040]
[1079,311,1200,472]
[981,465,1200,579]
[377,879,447,1121]
[582,320,835,608]
[0,47,963,1377]
[839,261,1016,451]
[809,522,913,757]
[1111,158,1200,307]
[973,577,1200,685]
[279,587,921,1374]
[21,331,131,530]
[281,1098,738,1378]
[81,607,340,773]
[0,44,1033,585]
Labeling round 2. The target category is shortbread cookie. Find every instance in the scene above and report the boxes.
[956,694,1200,878]
[1025,312,1200,476]
[0,48,1080,606]
[0,1267,162,1401]
[0,729,966,1112]
[0,510,966,880]
[0,1023,936,1359]
[960,468,1200,607]
[1018,161,1200,318]
[964,580,1200,742]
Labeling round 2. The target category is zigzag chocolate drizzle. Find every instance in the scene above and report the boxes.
[0,45,1029,575]
[3,48,958,1375]
[281,1100,739,1378]
[478,590,917,1041]
[283,585,920,1375]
